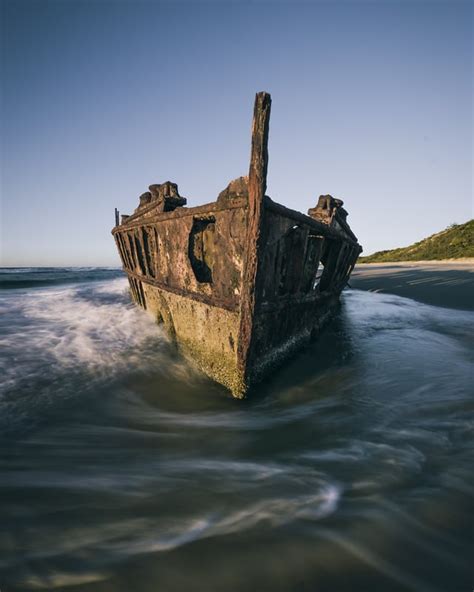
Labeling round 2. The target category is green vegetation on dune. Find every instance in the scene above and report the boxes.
[360,220,474,262]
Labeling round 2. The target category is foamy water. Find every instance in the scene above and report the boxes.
[0,268,473,592]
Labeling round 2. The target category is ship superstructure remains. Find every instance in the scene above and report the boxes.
[112,92,362,397]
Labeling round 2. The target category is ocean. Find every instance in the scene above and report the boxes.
[1,267,473,592]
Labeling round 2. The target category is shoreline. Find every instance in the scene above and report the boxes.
[351,261,474,311]
[358,258,474,267]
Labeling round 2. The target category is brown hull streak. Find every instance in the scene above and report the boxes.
[111,92,362,397]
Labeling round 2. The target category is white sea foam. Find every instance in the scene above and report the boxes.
[0,278,179,398]
[17,571,110,590]
[22,283,160,367]
[101,484,342,558]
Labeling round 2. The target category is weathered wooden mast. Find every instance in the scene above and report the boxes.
[237,91,272,391]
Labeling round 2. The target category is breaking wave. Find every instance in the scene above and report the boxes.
[0,271,196,434]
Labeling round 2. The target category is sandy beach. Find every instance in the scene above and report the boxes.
[351,260,474,311]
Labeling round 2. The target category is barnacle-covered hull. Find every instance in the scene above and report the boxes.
[112,93,362,397]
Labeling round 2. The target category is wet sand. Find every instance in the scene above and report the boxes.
[351,261,474,311]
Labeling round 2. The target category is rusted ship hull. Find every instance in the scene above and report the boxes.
[112,93,362,397]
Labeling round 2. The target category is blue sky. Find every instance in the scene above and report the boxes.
[1,0,472,266]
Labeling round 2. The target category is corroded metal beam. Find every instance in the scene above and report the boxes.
[237,92,272,388]
[265,198,360,248]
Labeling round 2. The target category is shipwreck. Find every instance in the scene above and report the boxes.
[112,92,362,397]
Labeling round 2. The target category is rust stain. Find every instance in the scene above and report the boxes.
[111,92,362,397]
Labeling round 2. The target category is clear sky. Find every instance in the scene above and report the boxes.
[1,0,472,266]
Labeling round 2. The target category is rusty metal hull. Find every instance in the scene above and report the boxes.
[111,93,362,397]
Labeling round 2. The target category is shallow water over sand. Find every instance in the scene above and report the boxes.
[1,269,473,592]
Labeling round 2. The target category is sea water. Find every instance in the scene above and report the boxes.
[0,268,473,592]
